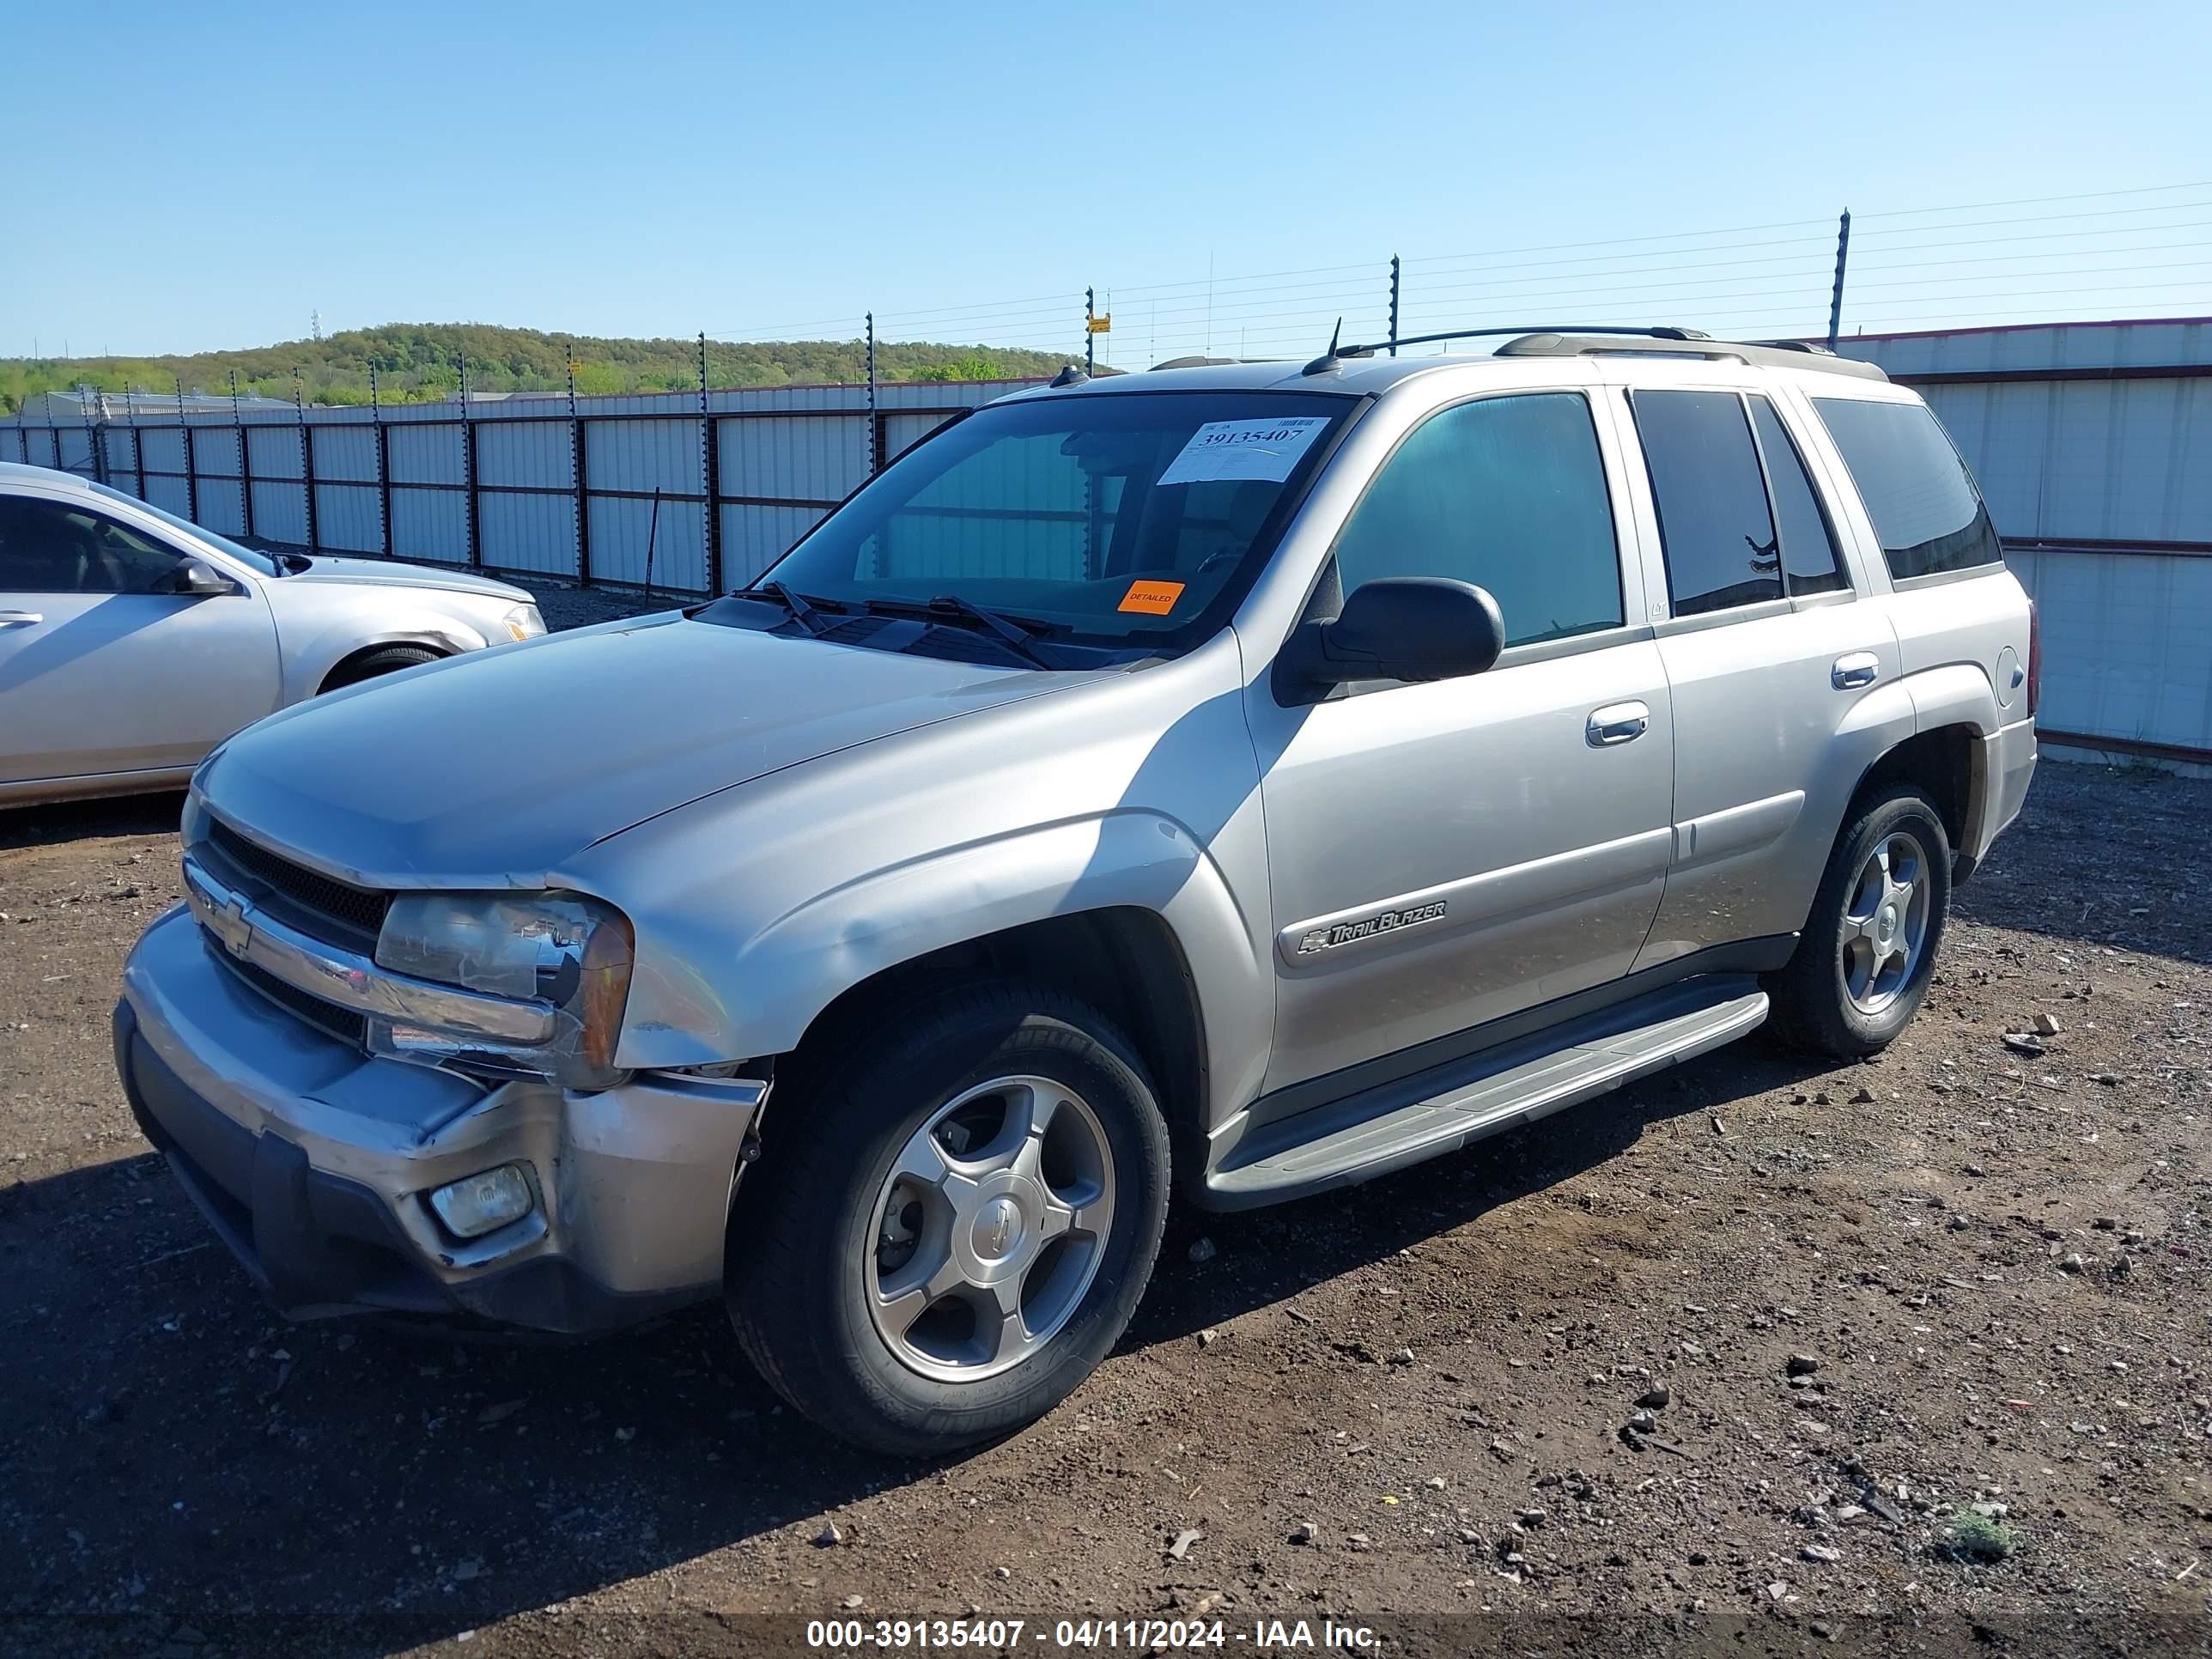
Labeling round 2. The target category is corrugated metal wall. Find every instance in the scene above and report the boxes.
[1848,319,2212,760]
[3,380,1025,599]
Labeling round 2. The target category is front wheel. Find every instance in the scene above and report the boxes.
[726,982,1170,1456]
[1765,785,1954,1058]
[320,645,441,691]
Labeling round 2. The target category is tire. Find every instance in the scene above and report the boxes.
[1764,784,1954,1058]
[320,646,441,691]
[726,981,1171,1456]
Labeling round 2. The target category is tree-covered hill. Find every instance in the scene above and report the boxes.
[0,323,1079,413]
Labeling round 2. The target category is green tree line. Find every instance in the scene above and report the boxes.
[0,323,1079,414]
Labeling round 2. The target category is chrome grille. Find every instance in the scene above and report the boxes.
[199,818,389,950]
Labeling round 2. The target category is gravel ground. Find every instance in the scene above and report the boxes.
[3,729,2210,1656]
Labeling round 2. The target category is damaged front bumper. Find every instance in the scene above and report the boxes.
[116,902,767,1334]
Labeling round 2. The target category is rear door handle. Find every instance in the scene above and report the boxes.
[0,611,44,626]
[1586,700,1650,746]
[1832,652,1880,690]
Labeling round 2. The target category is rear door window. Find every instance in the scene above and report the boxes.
[1629,390,1782,617]
[1747,396,1847,595]
[1810,397,2002,580]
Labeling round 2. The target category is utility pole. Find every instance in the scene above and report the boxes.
[1388,255,1401,357]
[1085,287,1096,376]
[1826,209,1852,350]
[865,312,878,475]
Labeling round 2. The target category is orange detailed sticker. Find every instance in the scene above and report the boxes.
[1118,580,1186,616]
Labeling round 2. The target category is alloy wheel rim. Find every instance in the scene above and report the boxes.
[1840,830,1930,1014]
[866,1075,1115,1382]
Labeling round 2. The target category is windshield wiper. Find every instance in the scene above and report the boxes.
[855,593,1058,670]
[744,580,842,637]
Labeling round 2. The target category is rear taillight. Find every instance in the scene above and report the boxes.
[2025,599,2042,718]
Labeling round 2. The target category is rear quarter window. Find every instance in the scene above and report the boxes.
[1811,397,2003,580]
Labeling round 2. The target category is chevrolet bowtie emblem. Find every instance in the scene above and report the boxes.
[209,896,254,957]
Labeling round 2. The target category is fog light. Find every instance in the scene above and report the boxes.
[428,1164,534,1239]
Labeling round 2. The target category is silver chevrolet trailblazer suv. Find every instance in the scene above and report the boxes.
[114,327,2039,1454]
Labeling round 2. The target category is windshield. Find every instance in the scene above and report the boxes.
[753,390,1356,647]
[91,482,281,576]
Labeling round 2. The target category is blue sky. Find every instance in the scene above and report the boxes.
[9,0,2210,362]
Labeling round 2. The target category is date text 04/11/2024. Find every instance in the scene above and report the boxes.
[805,1617,1381,1650]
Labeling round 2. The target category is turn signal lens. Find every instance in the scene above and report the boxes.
[579,910,635,1073]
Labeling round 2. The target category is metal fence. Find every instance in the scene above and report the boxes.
[0,378,1039,597]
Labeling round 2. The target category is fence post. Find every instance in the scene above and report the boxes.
[370,362,392,558]
[866,312,878,476]
[231,370,255,539]
[459,354,480,568]
[83,386,105,485]
[178,374,198,522]
[1827,209,1851,350]
[125,385,140,493]
[1388,255,1401,357]
[566,348,587,586]
[570,356,592,587]
[294,370,318,550]
[700,331,722,594]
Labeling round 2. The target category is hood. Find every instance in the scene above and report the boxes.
[274,555,530,603]
[198,615,1089,887]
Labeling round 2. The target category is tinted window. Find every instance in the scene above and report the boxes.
[1812,397,2002,580]
[1747,396,1846,595]
[1332,392,1621,647]
[1631,389,1781,617]
[0,495,183,594]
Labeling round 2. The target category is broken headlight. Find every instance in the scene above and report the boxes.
[371,891,634,1090]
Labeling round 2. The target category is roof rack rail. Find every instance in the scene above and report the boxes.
[1300,323,1886,382]
[1306,323,1704,374]
[1152,355,1277,370]
[1494,331,1887,380]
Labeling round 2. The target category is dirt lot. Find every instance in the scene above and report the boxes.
[4,697,2211,1655]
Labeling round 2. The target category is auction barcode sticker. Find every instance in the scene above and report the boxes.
[1156,416,1329,485]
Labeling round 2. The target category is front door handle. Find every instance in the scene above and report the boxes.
[1587,701,1650,746]
[0,611,45,627]
[1832,652,1880,690]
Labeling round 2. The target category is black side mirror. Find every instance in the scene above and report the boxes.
[1278,576,1505,699]
[168,558,237,598]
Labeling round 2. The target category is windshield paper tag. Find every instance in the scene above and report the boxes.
[1157,416,1328,486]
[1118,580,1185,616]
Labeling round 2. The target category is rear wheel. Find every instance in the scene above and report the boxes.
[1765,785,1953,1057]
[726,981,1170,1456]
[320,645,441,691]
